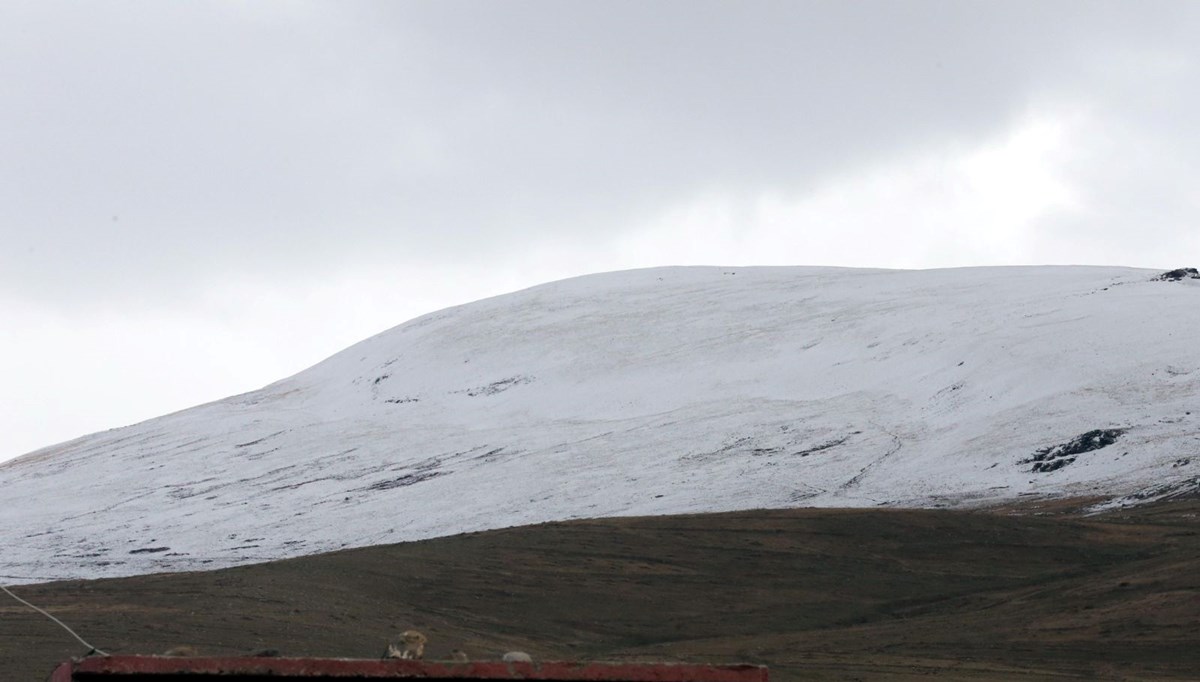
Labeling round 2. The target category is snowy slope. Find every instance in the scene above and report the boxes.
[3,266,1199,584]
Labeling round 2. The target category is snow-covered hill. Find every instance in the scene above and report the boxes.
[3,266,1200,584]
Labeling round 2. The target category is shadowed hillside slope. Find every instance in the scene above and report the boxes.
[5,500,1199,680]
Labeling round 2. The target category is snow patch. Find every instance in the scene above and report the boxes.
[4,265,1200,583]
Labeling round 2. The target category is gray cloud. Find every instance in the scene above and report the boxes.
[5,0,1200,462]
[2,0,1198,307]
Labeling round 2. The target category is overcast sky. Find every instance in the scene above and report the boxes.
[3,1,1198,462]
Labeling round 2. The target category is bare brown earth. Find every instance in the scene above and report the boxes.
[4,499,1199,681]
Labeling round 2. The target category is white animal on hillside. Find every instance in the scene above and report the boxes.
[502,651,533,663]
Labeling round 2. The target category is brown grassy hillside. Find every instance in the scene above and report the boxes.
[4,500,1199,680]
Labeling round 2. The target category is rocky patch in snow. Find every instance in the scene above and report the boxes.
[1022,429,1126,473]
[1153,267,1200,281]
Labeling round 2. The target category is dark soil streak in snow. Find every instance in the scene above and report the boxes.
[793,436,850,457]
[361,470,448,491]
[840,426,902,490]
[234,431,286,449]
[457,376,534,397]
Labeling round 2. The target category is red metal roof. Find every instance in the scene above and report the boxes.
[50,656,768,682]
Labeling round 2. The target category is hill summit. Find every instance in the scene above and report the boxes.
[3,265,1199,583]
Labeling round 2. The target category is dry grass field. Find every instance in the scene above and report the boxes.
[4,498,1199,680]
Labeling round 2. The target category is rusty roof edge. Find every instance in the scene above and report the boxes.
[66,656,768,681]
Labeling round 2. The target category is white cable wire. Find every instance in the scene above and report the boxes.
[1,584,108,656]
